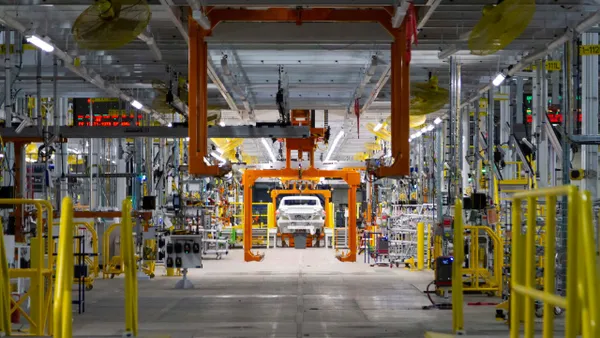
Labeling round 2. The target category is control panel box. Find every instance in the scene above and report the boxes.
[165,235,203,269]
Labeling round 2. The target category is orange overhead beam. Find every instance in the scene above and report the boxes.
[189,7,409,177]
[206,7,395,35]
[188,16,221,176]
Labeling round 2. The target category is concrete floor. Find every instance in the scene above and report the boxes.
[73,248,514,337]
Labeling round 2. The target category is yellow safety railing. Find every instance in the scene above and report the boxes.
[0,198,54,336]
[463,225,503,295]
[122,199,138,336]
[103,223,123,279]
[452,199,464,334]
[0,214,11,335]
[510,186,600,338]
[53,221,99,278]
[53,197,74,338]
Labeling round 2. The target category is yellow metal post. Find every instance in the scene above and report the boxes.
[417,222,424,271]
[328,202,335,228]
[0,215,11,336]
[452,200,464,334]
[426,223,431,269]
[122,199,138,336]
[53,197,74,338]
[543,196,557,337]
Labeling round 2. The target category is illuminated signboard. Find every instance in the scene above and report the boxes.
[72,98,143,127]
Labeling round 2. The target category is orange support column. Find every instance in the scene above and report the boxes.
[338,185,357,262]
[243,171,263,262]
[377,24,410,178]
[188,16,220,176]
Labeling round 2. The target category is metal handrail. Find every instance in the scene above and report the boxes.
[0,198,53,336]
[53,197,74,338]
[510,185,599,338]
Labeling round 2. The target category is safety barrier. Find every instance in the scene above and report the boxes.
[452,199,464,334]
[0,198,54,336]
[462,225,503,295]
[103,223,123,279]
[121,199,138,336]
[52,221,99,279]
[510,186,599,338]
[53,197,74,338]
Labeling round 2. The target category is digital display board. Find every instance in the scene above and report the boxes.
[72,98,143,127]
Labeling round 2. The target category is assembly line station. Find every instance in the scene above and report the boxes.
[1,0,600,337]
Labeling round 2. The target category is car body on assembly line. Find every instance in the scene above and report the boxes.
[276,196,325,235]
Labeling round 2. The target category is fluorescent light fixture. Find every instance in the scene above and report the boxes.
[421,127,428,133]
[192,10,212,30]
[492,72,506,87]
[415,131,422,138]
[426,124,435,132]
[26,35,54,52]
[68,147,81,155]
[219,120,226,127]
[392,0,410,28]
[210,151,226,163]
[203,157,211,165]
[373,121,383,132]
[131,100,143,109]
[261,138,277,162]
[324,130,345,162]
[438,44,459,59]
[434,117,443,125]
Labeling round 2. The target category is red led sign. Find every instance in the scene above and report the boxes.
[73,98,143,127]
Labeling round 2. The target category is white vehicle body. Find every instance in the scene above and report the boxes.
[276,196,325,235]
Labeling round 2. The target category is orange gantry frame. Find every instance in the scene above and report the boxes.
[187,7,410,177]
[243,168,360,262]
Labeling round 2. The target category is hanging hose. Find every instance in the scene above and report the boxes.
[422,280,453,310]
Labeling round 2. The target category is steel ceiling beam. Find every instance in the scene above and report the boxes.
[0,125,311,139]
[461,9,600,109]
[0,10,167,124]
[158,0,239,112]
[417,0,442,30]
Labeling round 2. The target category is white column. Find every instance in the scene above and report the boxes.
[461,106,470,191]
[582,32,598,199]
[499,85,512,179]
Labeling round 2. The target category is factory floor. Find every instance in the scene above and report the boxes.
[72,249,520,337]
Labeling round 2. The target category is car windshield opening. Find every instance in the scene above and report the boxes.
[283,199,317,206]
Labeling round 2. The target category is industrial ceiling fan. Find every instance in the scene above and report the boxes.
[72,0,151,50]
[468,0,536,56]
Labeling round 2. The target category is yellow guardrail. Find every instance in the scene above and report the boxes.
[463,225,503,295]
[510,186,600,338]
[452,199,464,334]
[0,198,54,336]
[103,223,124,279]
[122,199,138,336]
[0,215,11,335]
[53,197,74,338]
